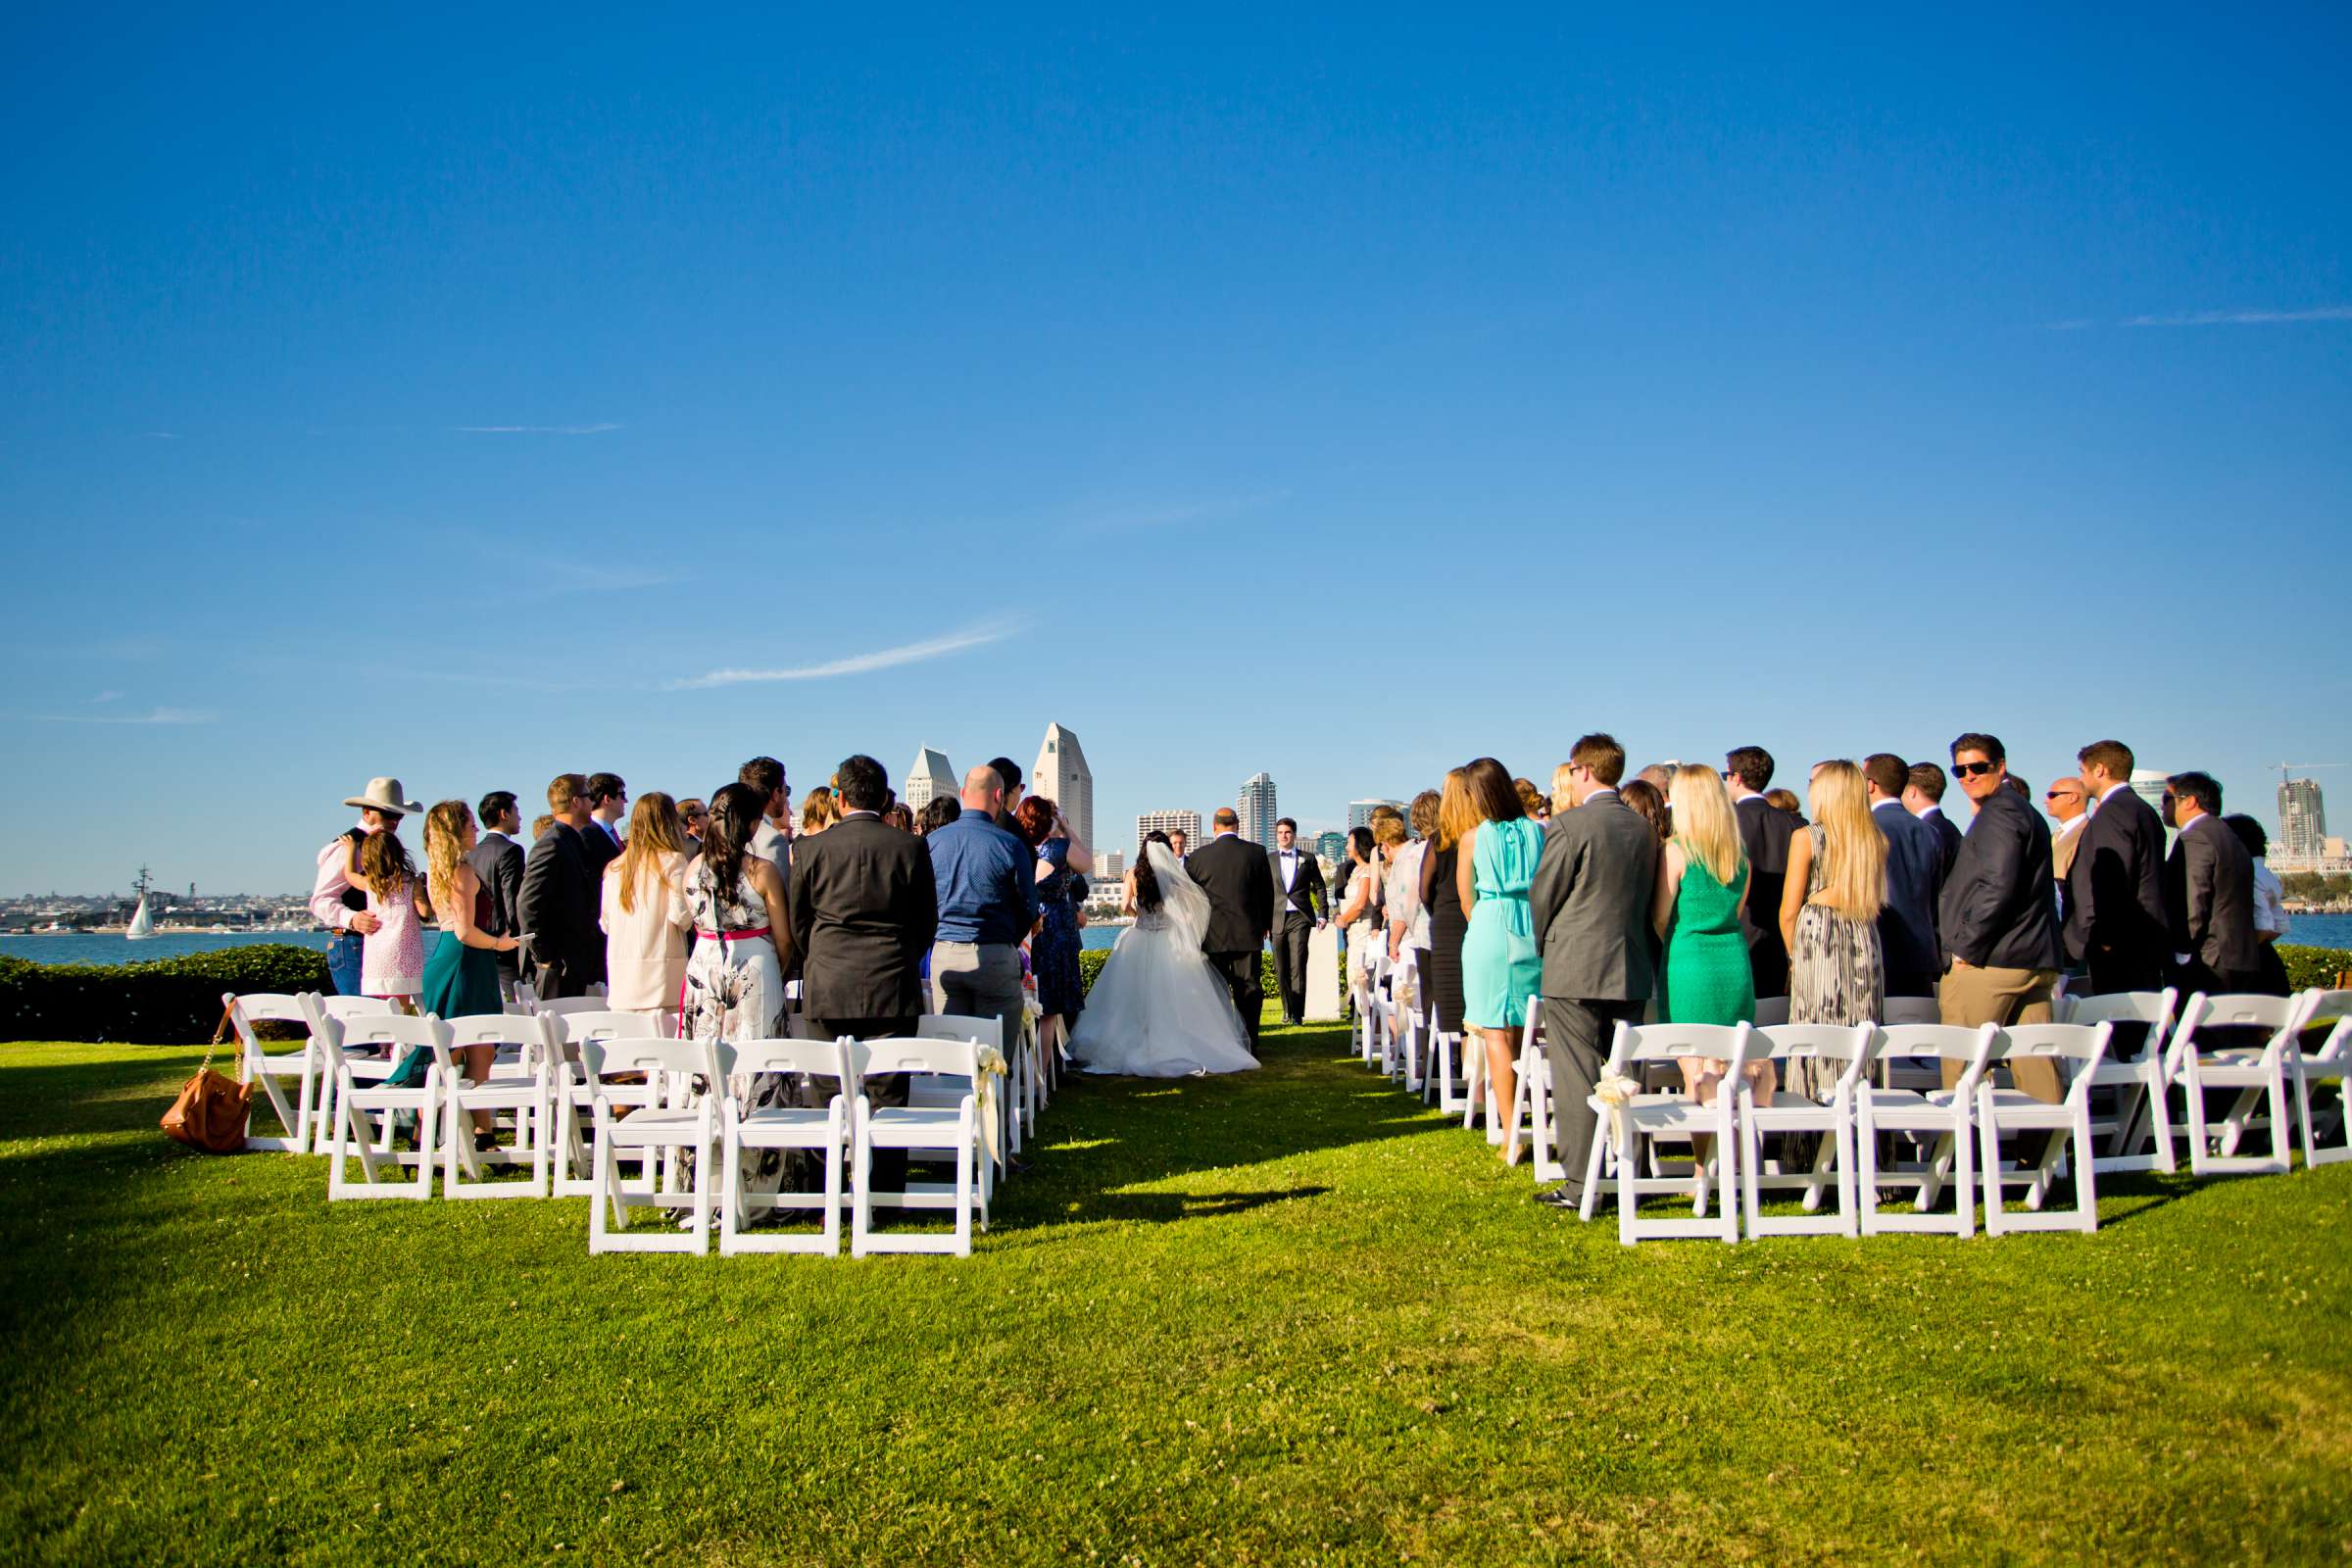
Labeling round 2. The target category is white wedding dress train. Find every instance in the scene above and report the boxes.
[1069,844,1259,1077]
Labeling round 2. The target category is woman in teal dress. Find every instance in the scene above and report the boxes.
[418,801,521,1144]
[1456,758,1545,1160]
[1651,766,1771,1110]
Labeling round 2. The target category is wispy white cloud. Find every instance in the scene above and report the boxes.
[144,430,182,440]
[454,422,624,435]
[18,706,217,725]
[88,690,124,704]
[668,623,1018,690]
[2120,306,2352,328]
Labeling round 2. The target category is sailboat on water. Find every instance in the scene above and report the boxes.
[125,867,157,941]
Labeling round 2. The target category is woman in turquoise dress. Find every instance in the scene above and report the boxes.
[1651,766,1771,1110]
[418,801,521,1144]
[1456,758,1545,1160]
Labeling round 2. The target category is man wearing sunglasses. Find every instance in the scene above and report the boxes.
[1936,732,2064,1103]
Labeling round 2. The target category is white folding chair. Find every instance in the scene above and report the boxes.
[436,1012,551,1200]
[848,1036,987,1257]
[2059,989,2181,1174]
[2291,991,2352,1168]
[1977,1022,2111,1235]
[1739,1023,1878,1239]
[2171,992,2317,1177]
[1579,1021,1755,1245]
[529,995,608,1021]
[1425,993,1467,1113]
[716,1037,853,1254]
[1874,995,1946,1092]
[302,996,443,1201]
[1857,1023,1998,1237]
[1507,1001,1563,1181]
[302,995,398,1152]
[222,992,318,1152]
[916,1015,1011,1166]
[550,1011,669,1198]
[586,1036,720,1254]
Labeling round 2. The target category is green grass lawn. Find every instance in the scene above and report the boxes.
[3,1022,2349,1565]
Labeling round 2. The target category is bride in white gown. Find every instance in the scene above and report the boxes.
[1069,834,1259,1077]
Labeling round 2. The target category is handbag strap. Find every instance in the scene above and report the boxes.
[200,1001,236,1076]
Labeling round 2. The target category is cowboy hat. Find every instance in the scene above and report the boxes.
[343,777,424,815]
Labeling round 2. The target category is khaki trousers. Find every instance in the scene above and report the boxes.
[1938,962,2061,1102]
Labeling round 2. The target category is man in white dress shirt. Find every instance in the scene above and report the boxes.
[1266,818,1328,1027]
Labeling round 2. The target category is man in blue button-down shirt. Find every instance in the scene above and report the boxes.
[927,764,1040,1047]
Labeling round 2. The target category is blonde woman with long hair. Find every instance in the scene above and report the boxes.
[416,800,520,1137]
[1421,767,1475,1040]
[1778,760,1887,1099]
[601,791,695,1022]
[1652,766,1769,1111]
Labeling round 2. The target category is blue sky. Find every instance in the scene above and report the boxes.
[4,6,2348,894]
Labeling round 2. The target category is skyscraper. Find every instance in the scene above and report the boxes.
[1137,809,1202,852]
[905,747,957,813]
[1032,722,1094,848]
[1314,829,1346,864]
[1348,798,1403,830]
[1239,772,1278,846]
[2279,777,2328,862]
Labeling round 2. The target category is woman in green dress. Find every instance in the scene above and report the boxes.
[1651,765,1772,1107]
[1456,757,1545,1161]
[420,801,521,1143]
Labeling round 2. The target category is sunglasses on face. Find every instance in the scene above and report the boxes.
[1952,760,1999,779]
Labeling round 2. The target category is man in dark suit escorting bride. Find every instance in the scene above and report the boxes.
[1181,808,1277,1049]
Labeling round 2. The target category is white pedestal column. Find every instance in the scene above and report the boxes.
[1304,926,1343,1022]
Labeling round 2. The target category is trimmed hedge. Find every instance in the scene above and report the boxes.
[0,945,331,1045]
[2281,945,2351,995]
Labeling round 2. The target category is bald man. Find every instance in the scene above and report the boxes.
[925,765,1040,1044]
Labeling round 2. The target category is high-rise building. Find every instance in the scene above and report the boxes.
[1315,829,1346,864]
[905,747,957,813]
[1099,850,1124,881]
[1032,722,1094,849]
[1348,798,1403,831]
[2129,770,2170,819]
[1238,772,1278,846]
[2279,777,2328,863]
[1137,809,1202,852]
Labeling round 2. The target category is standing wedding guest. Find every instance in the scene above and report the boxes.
[2225,815,2293,996]
[1905,761,1965,887]
[1385,796,1436,1010]
[682,784,795,1195]
[2162,772,2262,996]
[1529,734,1657,1210]
[1862,754,1940,999]
[1780,761,1886,1100]
[676,797,709,858]
[420,800,520,1138]
[790,756,938,1194]
[1334,826,1384,1019]
[469,790,528,1000]
[581,773,627,884]
[601,792,693,1022]
[2066,739,2169,996]
[1653,764,1769,1153]
[988,757,1025,835]
[1457,757,1544,1157]
[1725,747,1796,1000]
[1168,828,1190,862]
[2045,775,2089,884]
[1618,776,1671,848]
[1632,762,1676,796]
[1515,777,1549,825]
[799,786,841,845]
[310,778,416,996]
[531,813,555,842]
[1424,767,1474,1043]
[739,757,793,883]
[1186,808,1277,1049]
[928,765,1039,1052]
[882,803,915,834]
[519,774,603,998]
[1764,788,1807,826]
[918,795,961,836]
[343,821,429,1005]
[1938,734,2063,1101]
[1014,795,1092,1061]
[1268,817,1329,1026]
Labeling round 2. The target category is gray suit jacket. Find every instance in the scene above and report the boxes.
[1529,792,1659,1003]
[2166,815,2262,978]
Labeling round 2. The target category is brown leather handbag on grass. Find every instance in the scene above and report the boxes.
[161,1005,251,1154]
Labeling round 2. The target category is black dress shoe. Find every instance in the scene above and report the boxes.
[1535,1186,1583,1210]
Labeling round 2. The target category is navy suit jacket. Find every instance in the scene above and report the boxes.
[1871,801,1940,980]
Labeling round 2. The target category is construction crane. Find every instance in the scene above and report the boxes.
[2277,762,2351,783]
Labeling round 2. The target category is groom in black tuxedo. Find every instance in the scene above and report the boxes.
[1186,808,1276,1048]
[1266,817,1326,1026]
